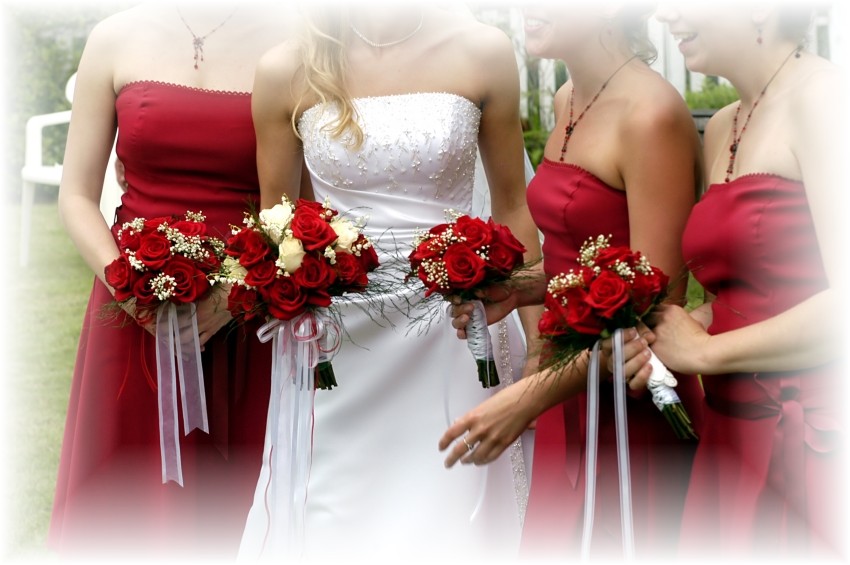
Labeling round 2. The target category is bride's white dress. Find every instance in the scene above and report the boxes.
[240,92,531,561]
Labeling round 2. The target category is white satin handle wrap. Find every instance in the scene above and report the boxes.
[155,302,209,486]
[581,328,635,560]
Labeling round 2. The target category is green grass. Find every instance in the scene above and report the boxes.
[3,199,91,560]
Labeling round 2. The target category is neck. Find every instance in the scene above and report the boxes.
[725,41,801,105]
[565,45,637,101]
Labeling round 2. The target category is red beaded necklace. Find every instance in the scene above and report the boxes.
[725,47,801,182]
[559,55,637,161]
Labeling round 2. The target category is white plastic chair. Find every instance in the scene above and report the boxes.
[19,73,124,266]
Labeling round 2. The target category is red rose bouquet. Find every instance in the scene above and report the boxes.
[104,210,226,486]
[216,195,379,547]
[216,195,379,390]
[408,210,526,388]
[537,234,697,440]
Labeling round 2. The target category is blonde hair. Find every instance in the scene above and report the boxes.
[293,3,364,148]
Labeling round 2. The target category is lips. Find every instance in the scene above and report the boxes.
[671,31,698,46]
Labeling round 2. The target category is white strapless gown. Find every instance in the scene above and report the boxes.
[239,92,532,562]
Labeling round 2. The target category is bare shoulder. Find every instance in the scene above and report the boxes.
[83,5,152,51]
[622,70,697,139]
[255,40,302,88]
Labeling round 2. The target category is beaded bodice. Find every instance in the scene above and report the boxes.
[298,92,482,254]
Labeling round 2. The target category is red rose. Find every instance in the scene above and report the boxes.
[118,229,142,252]
[409,239,442,271]
[291,209,338,252]
[170,220,208,237]
[244,258,279,288]
[264,276,307,320]
[454,215,492,249]
[538,295,569,337]
[143,216,174,232]
[226,228,271,268]
[586,270,630,319]
[488,219,526,256]
[136,232,172,270]
[198,248,222,273]
[428,223,451,237]
[334,251,368,290]
[296,198,337,219]
[293,253,337,291]
[162,255,209,303]
[487,241,523,276]
[355,235,380,272]
[132,271,159,308]
[306,289,332,308]
[105,254,134,297]
[228,285,261,320]
[443,244,487,291]
[563,286,605,334]
[632,267,668,314]
[593,246,630,269]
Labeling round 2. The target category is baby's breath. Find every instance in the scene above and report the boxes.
[150,273,177,301]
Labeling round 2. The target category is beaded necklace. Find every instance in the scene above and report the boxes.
[560,55,637,161]
[725,47,801,182]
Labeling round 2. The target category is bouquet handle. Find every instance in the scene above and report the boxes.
[581,329,635,560]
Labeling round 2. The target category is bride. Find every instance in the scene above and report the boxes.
[238,2,542,560]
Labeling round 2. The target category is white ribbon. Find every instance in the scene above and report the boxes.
[255,310,340,557]
[581,328,635,560]
[155,302,209,486]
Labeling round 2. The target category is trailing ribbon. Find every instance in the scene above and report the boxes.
[256,310,340,557]
[581,328,635,560]
[155,302,209,486]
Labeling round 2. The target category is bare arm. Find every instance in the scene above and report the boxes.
[252,44,305,209]
[57,22,121,283]
[475,29,544,355]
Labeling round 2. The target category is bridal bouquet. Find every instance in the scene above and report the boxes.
[216,195,379,389]
[104,210,226,485]
[408,210,526,388]
[537,234,698,440]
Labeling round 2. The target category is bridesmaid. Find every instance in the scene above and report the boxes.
[442,2,703,560]
[652,3,844,558]
[50,2,291,558]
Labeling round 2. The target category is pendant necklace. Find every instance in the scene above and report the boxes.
[350,12,424,49]
[177,7,239,70]
[560,55,637,161]
[725,46,801,182]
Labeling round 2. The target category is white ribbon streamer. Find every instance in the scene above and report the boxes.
[255,310,339,557]
[155,302,209,486]
[581,328,635,560]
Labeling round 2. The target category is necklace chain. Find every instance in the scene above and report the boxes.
[177,7,238,70]
[560,55,637,161]
[350,13,424,49]
[725,47,801,182]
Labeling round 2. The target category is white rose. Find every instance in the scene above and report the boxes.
[222,256,248,283]
[277,236,306,274]
[259,203,293,244]
[330,217,358,252]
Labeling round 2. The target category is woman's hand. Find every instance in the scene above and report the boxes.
[649,304,711,374]
[439,377,540,467]
[600,325,656,391]
[449,283,519,339]
[195,285,233,347]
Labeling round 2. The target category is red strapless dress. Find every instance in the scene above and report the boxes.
[48,82,272,558]
[521,158,703,559]
[678,174,843,558]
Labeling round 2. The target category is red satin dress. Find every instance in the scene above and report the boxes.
[521,158,703,559]
[678,174,843,558]
[48,81,272,559]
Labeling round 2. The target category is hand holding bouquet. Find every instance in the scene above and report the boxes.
[104,210,226,486]
[537,234,697,440]
[408,210,526,388]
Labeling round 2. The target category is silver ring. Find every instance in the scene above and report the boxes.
[462,437,474,452]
